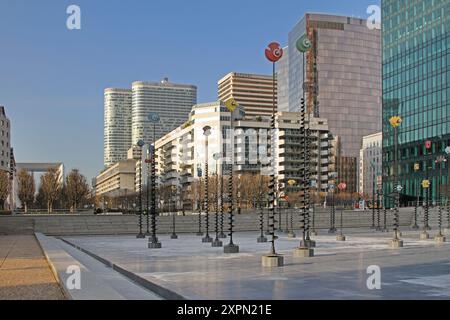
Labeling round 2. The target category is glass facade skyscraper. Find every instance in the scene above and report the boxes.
[382,0,450,205]
[287,13,382,192]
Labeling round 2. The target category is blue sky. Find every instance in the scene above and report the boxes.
[0,0,380,181]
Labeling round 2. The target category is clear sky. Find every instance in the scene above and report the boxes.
[0,0,380,182]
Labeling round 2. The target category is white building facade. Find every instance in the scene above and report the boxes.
[359,132,382,197]
[104,88,133,168]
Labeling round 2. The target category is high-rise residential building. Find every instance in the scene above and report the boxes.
[276,47,290,112]
[287,13,382,192]
[359,132,382,197]
[104,88,132,168]
[154,101,334,210]
[382,0,450,205]
[218,72,276,118]
[0,106,11,172]
[131,78,197,147]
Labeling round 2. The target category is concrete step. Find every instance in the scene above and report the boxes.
[36,233,162,300]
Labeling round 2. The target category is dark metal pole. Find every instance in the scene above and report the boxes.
[219,171,226,238]
[148,124,161,249]
[212,160,222,247]
[137,144,145,239]
[203,129,212,243]
[372,165,376,229]
[268,61,278,255]
[171,188,178,239]
[146,157,151,236]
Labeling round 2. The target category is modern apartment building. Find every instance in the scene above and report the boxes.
[382,0,450,205]
[0,106,11,172]
[131,78,197,147]
[154,101,334,199]
[218,73,277,118]
[94,159,137,198]
[359,132,382,197]
[104,88,132,168]
[286,13,382,192]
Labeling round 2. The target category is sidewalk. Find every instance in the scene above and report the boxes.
[0,235,66,300]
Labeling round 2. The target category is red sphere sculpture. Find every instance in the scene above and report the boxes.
[265,42,284,62]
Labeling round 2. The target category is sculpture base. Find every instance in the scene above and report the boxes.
[435,235,446,244]
[294,247,314,258]
[257,236,268,243]
[310,230,318,236]
[389,239,403,249]
[301,240,316,248]
[287,232,296,239]
[202,236,213,243]
[136,234,146,239]
[262,255,284,268]
[336,235,346,242]
[170,234,178,240]
[420,231,430,240]
[212,240,223,247]
[224,244,239,254]
[148,242,162,249]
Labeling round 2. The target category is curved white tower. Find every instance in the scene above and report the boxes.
[104,88,132,168]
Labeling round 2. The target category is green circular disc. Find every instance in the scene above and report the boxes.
[296,35,312,53]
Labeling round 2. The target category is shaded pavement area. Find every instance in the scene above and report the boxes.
[0,235,66,300]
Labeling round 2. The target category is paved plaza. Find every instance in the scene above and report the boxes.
[55,229,450,300]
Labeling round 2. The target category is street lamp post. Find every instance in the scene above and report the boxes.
[136,139,146,239]
[202,126,213,243]
[389,116,403,248]
[148,113,162,249]
[212,153,223,247]
[435,156,446,243]
[294,35,314,258]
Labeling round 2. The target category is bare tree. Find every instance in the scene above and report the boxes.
[66,169,90,213]
[17,169,35,213]
[0,171,10,210]
[40,168,61,213]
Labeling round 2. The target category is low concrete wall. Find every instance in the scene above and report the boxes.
[0,209,415,236]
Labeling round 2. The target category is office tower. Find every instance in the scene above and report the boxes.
[276,47,290,112]
[104,88,132,168]
[131,78,197,147]
[218,72,276,118]
[288,13,382,192]
[359,132,382,196]
[382,0,450,205]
